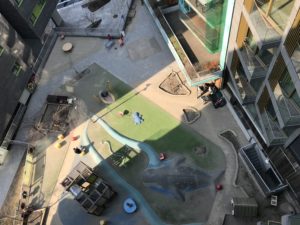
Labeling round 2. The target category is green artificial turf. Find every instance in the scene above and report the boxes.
[97,79,224,170]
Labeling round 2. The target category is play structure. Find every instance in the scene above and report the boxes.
[61,161,115,216]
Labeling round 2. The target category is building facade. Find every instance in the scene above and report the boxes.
[0,14,35,147]
[179,0,227,53]
[0,0,60,40]
[225,0,300,201]
[147,0,233,86]
[0,0,60,152]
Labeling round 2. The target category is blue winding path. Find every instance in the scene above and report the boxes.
[82,116,204,225]
[81,120,164,225]
[95,117,160,167]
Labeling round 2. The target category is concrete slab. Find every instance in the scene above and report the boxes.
[127,37,162,61]
[58,0,130,31]
[0,145,25,208]
[0,2,259,225]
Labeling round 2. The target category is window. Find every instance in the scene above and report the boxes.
[279,69,300,110]
[30,0,47,25]
[279,70,295,97]
[252,0,295,32]
[0,45,4,56]
[12,62,22,76]
[245,29,257,53]
[266,100,277,121]
[291,91,300,109]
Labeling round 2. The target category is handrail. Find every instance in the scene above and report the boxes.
[240,148,271,192]
[156,7,199,79]
[243,41,268,70]
[262,109,286,140]
[250,2,281,45]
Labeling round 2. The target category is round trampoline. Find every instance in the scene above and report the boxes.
[123,198,137,214]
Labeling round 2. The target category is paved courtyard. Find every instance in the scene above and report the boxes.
[0,1,278,225]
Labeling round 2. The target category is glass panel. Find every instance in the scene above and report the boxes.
[12,62,22,76]
[291,91,300,109]
[30,0,47,25]
[257,47,276,66]
[256,0,296,32]
[245,29,257,52]
[266,99,277,120]
[291,42,300,80]
[279,69,295,97]
[269,0,295,31]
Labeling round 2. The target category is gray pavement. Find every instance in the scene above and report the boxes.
[58,0,130,30]
[0,1,253,225]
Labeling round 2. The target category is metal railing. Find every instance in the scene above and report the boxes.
[254,0,291,32]
[54,26,121,37]
[240,42,268,79]
[57,0,83,9]
[249,3,281,47]
[156,8,199,80]
[234,70,256,102]
[291,46,300,80]
[184,0,224,26]
[179,11,219,51]
[273,85,300,125]
[240,146,271,194]
[240,144,287,195]
[32,30,58,79]
[261,109,287,145]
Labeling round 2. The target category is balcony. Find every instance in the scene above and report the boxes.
[179,10,220,52]
[272,84,300,127]
[156,8,198,80]
[248,3,281,49]
[260,109,287,145]
[184,0,225,28]
[161,8,221,84]
[240,143,286,196]
[250,77,264,93]
[255,0,295,32]
[291,44,300,80]
[238,43,269,80]
[233,66,256,103]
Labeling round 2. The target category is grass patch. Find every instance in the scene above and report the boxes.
[97,83,224,170]
[83,64,225,224]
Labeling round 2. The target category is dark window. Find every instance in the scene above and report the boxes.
[288,135,300,164]
[0,45,4,56]
[12,62,22,76]
[30,0,47,25]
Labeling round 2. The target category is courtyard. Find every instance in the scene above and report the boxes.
[0,1,288,225]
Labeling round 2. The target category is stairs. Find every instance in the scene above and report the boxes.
[244,148,263,173]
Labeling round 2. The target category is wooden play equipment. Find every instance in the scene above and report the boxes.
[61,162,115,216]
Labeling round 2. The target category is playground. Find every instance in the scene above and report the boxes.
[71,63,227,224]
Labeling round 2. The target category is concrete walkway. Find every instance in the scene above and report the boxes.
[0,2,250,225]
[94,116,160,167]
[81,123,165,225]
